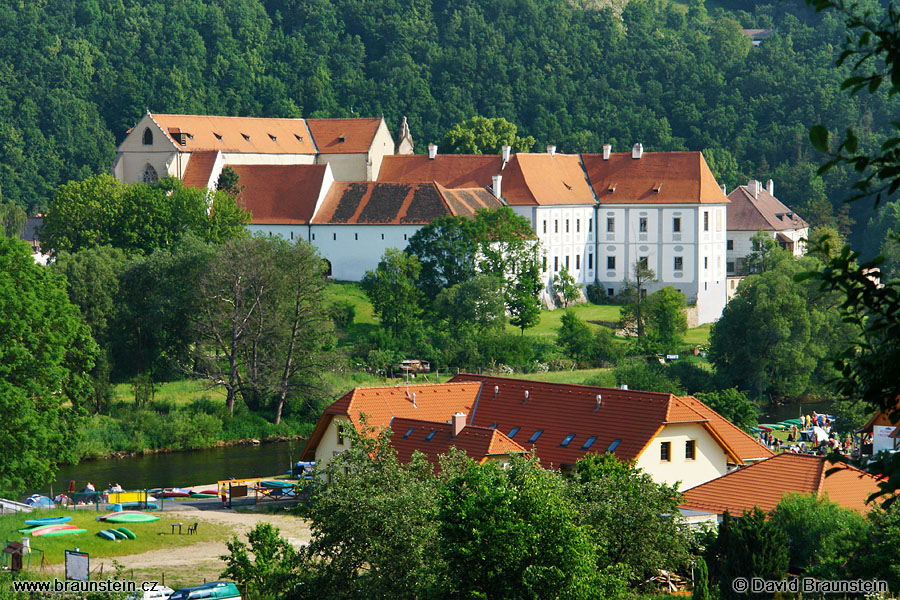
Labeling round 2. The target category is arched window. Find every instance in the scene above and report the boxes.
[140,163,158,184]
[142,127,153,145]
[322,259,332,277]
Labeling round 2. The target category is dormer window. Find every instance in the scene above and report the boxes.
[213,132,223,141]
[142,128,153,146]
[268,133,277,142]
[560,434,575,447]
[527,430,544,443]
[295,134,303,142]
[241,133,250,142]
[338,135,346,143]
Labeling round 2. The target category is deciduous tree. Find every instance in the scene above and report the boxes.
[361,248,424,341]
[439,116,535,155]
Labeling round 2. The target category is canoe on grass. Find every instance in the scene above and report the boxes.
[120,502,159,510]
[117,527,136,540]
[41,528,87,537]
[160,491,190,498]
[110,528,128,539]
[32,524,79,537]
[24,516,71,526]
[198,489,218,495]
[18,524,66,535]
[189,492,217,499]
[104,513,159,523]
[98,510,150,520]
[97,530,116,541]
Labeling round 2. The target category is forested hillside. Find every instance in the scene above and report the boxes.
[0,0,893,244]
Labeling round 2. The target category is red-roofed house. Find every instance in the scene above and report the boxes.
[725,179,809,299]
[679,453,884,523]
[301,375,771,488]
[390,415,527,467]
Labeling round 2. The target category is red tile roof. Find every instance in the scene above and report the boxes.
[301,375,770,468]
[500,154,596,206]
[306,118,383,154]
[377,154,503,188]
[310,182,501,225]
[390,417,527,467]
[300,383,482,460]
[727,185,809,231]
[181,150,219,189]
[581,151,728,205]
[679,453,884,514]
[150,113,316,154]
[228,164,328,225]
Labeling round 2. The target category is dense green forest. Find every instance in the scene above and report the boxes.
[0,0,896,246]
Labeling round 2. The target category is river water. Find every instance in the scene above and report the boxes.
[760,399,835,424]
[30,440,304,497]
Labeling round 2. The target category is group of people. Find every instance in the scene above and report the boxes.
[52,481,127,507]
[757,412,860,457]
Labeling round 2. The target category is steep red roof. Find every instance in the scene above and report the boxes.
[300,383,481,460]
[390,417,527,467]
[501,154,596,206]
[229,164,328,225]
[311,182,501,225]
[680,453,884,515]
[150,113,316,154]
[727,184,809,231]
[306,118,383,154]
[581,151,728,205]
[181,150,219,189]
[377,154,503,188]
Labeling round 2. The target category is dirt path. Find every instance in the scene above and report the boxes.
[82,509,313,587]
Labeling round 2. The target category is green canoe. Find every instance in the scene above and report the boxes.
[104,513,159,523]
[40,528,87,537]
[116,527,136,540]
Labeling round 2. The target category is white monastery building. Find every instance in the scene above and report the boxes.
[114,113,807,324]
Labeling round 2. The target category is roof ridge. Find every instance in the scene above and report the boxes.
[454,373,677,399]
[682,395,774,456]
[152,112,308,122]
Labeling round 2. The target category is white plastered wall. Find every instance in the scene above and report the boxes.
[635,422,730,490]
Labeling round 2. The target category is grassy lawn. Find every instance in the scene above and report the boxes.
[111,379,226,407]
[683,322,712,347]
[506,303,622,337]
[0,508,232,566]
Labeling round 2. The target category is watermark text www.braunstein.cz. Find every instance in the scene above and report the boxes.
[732,577,889,595]
[12,578,162,594]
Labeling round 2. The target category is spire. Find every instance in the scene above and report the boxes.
[395,116,414,155]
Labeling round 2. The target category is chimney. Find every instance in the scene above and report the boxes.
[546,145,556,156]
[766,179,774,196]
[492,175,502,199]
[748,179,760,198]
[720,184,727,195]
[594,394,602,412]
[451,412,466,437]
[410,392,417,408]
[602,144,611,160]
[524,390,530,404]
[632,143,643,159]
[501,145,511,162]
[428,144,437,160]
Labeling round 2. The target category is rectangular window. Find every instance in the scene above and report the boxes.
[576,219,580,232]
[576,255,581,269]
[337,425,345,446]
[660,441,671,462]
[639,256,648,269]
[673,217,681,233]
[354,233,358,240]
[639,217,648,233]
[312,233,316,240]
[333,233,337,241]
[425,430,437,441]
[543,220,547,234]
[565,256,570,269]
[566,219,570,233]
[554,256,559,272]
[589,218,593,232]
[528,430,544,443]
[542,256,547,271]
[674,256,683,271]
[607,288,614,297]
[607,439,622,452]
[290,231,294,240]
[555,220,559,233]
[752,240,762,251]
[560,433,576,447]
[704,257,709,269]
[703,211,709,231]
[607,217,615,233]
[508,426,520,438]
[588,254,593,269]
[402,428,414,439]
[404,234,408,241]
[727,261,735,273]
[685,440,696,460]
[581,436,597,450]
[607,256,615,270]
[727,239,734,250]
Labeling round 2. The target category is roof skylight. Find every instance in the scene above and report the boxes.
[508,426,520,438]
[607,439,622,452]
[560,433,575,447]
[527,430,544,443]
[581,436,597,450]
